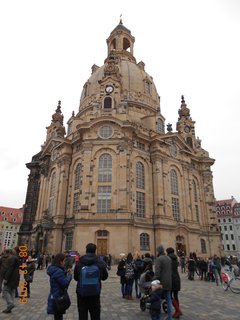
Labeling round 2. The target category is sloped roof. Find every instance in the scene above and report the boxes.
[0,206,23,224]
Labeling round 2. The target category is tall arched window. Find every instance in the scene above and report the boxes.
[200,239,206,253]
[48,172,56,217]
[98,154,112,182]
[170,170,178,195]
[140,233,150,250]
[193,180,197,201]
[136,162,145,189]
[157,118,164,133]
[74,163,81,190]
[98,153,112,213]
[170,169,180,221]
[186,137,193,148]
[104,97,112,109]
[193,179,200,222]
[73,163,81,212]
[65,231,73,251]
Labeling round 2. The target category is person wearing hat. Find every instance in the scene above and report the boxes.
[153,245,172,320]
[24,255,36,298]
[145,280,163,320]
[166,247,182,319]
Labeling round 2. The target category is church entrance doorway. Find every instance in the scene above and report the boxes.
[176,235,186,256]
[97,239,108,256]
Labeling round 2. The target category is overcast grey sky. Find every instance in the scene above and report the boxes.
[0,0,239,208]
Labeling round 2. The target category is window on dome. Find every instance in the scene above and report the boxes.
[110,39,116,50]
[144,81,151,94]
[123,37,130,51]
[104,97,112,109]
[186,137,193,148]
[157,118,164,133]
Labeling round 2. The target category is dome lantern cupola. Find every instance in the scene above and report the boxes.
[106,17,136,63]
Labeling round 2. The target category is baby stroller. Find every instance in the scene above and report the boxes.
[139,269,167,313]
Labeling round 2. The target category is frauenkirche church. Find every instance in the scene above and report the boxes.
[19,20,221,259]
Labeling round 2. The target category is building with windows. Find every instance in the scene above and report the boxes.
[19,20,221,259]
[216,197,240,258]
[0,206,23,251]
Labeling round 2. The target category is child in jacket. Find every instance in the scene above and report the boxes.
[146,280,163,320]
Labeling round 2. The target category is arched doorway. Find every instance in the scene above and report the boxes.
[176,235,186,256]
[96,230,109,256]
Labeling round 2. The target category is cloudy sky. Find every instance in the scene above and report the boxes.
[0,0,239,208]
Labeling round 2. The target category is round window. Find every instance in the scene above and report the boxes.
[99,126,113,139]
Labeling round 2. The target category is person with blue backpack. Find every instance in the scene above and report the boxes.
[74,243,108,320]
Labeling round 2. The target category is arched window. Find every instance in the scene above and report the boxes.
[140,233,150,250]
[97,186,111,213]
[193,180,200,222]
[157,118,164,133]
[65,231,73,251]
[110,38,116,50]
[50,172,56,197]
[97,230,108,237]
[192,180,198,202]
[74,163,81,190]
[170,169,180,221]
[98,154,112,182]
[136,192,145,217]
[136,162,145,189]
[73,163,81,212]
[123,37,130,51]
[200,239,206,253]
[186,137,193,148]
[49,172,56,217]
[104,97,112,109]
[144,80,151,94]
[170,170,178,195]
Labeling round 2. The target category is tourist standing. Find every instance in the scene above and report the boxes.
[166,247,182,319]
[153,245,172,320]
[24,255,35,298]
[74,243,108,320]
[2,248,19,313]
[117,253,127,298]
[47,253,72,320]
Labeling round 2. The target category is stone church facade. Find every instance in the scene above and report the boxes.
[19,21,221,259]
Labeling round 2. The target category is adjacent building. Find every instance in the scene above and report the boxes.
[216,197,240,258]
[19,20,221,259]
[0,206,23,251]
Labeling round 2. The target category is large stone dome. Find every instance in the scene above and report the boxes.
[79,21,160,112]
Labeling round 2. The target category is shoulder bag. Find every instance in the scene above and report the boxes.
[53,289,71,314]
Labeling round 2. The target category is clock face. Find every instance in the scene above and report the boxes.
[184,125,190,133]
[105,85,114,94]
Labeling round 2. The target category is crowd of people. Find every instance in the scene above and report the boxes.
[116,246,181,320]
[0,244,239,320]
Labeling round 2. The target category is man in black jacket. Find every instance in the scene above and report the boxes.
[74,243,108,320]
[2,248,20,313]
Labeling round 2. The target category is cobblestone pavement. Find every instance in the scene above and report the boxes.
[0,265,239,320]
